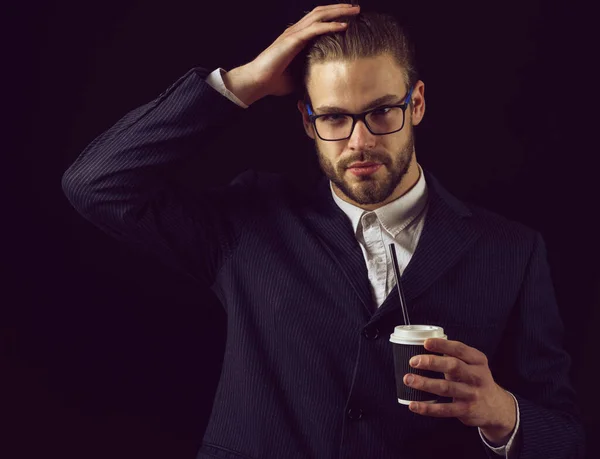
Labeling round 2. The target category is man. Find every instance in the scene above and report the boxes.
[61,3,585,458]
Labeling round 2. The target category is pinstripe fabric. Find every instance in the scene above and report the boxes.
[61,67,585,459]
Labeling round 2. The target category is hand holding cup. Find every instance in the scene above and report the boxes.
[404,338,518,444]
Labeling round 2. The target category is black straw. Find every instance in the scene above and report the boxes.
[389,243,411,326]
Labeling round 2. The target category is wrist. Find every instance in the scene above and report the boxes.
[481,389,517,446]
[222,64,264,106]
[481,424,514,446]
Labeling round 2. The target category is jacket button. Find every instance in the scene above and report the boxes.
[347,407,364,420]
[362,326,380,340]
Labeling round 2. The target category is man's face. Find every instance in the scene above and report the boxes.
[297,54,425,209]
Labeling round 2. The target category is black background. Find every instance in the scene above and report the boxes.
[5,0,598,458]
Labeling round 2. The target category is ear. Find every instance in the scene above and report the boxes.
[297,100,316,140]
[409,80,426,127]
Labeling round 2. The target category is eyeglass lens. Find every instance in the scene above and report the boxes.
[315,107,405,140]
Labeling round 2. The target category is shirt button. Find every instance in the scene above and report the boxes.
[347,407,364,420]
[362,326,380,340]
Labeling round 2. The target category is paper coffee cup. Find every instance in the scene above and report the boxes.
[389,325,448,405]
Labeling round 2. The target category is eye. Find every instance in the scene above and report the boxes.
[372,107,392,116]
[321,114,347,123]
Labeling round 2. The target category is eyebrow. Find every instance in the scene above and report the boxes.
[315,94,403,114]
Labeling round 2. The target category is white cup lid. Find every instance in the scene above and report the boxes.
[389,325,447,344]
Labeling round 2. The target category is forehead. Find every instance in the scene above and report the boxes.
[307,54,406,109]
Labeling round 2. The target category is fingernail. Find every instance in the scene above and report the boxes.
[410,356,420,367]
[405,374,414,385]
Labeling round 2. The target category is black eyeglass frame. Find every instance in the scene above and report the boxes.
[305,86,414,141]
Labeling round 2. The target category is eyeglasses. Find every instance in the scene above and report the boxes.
[306,87,414,141]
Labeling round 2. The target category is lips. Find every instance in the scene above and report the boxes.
[348,161,381,169]
[347,163,382,176]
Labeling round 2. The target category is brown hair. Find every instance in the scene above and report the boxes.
[290,10,419,108]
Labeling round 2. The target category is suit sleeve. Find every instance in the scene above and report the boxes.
[61,66,259,289]
[485,231,586,459]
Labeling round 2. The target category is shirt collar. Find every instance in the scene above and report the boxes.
[330,162,429,238]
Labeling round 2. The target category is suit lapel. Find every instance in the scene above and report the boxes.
[383,169,480,320]
[299,174,374,315]
[300,167,481,320]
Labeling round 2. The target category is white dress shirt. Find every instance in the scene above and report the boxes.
[205,67,520,457]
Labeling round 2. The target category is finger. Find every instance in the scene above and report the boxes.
[424,339,487,366]
[409,400,470,418]
[404,374,476,400]
[314,4,360,13]
[316,4,358,11]
[315,3,360,22]
[295,4,356,26]
[317,4,358,10]
[410,355,476,384]
[288,19,349,43]
[291,4,359,33]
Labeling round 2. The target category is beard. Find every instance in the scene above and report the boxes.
[315,124,415,206]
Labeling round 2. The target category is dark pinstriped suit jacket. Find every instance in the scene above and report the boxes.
[61,67,585,459]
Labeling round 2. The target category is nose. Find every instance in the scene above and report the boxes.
[348,118,376,148]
